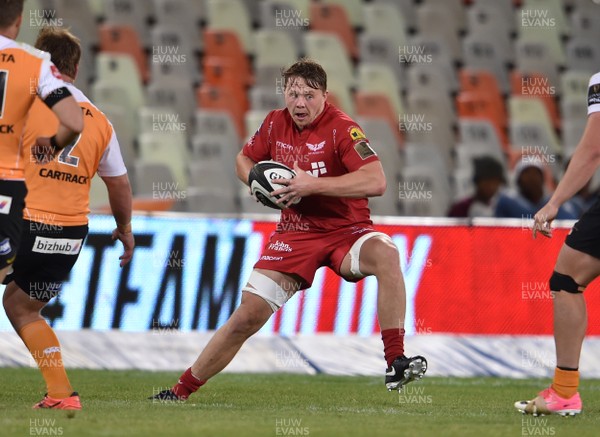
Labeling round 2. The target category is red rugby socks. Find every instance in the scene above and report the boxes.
[171,368,207,399]
[381,328,406,367]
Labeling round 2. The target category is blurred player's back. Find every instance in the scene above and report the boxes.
[22,84,125,225]
[0,37,63,179]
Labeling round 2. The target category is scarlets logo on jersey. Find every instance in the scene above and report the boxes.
[306,140,325,152]
[348,126,366,141]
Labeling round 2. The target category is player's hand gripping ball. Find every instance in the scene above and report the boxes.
[248,161,301,209]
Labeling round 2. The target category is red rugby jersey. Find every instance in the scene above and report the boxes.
[242,102,380,232]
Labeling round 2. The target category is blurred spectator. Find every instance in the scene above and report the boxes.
[495,160,578,219]
[448,156,505,218]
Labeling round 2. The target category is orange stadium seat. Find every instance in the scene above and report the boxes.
[456,91,509,150]
[510,71,560,131]
[202,57,249,113]
[203,29,253,85]
[354,92,403,147]
[196,84,246,139]
[459,68,506,125]
[309,3,358,59]
[98,24,150,84]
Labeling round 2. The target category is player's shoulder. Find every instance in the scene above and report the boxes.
[589,71,600,86]
[67,84,113,129]
[66,83,90,104]
[323,103,368,143]
[268,108,290,122]
[0,37,50,62]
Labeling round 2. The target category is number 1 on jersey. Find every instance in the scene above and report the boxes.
[0,70,8,119]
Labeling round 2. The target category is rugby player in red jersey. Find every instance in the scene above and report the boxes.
[152,59,426,401]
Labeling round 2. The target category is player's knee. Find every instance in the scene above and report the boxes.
[549,271,585,294]
[229,309,265,338]
[370,239,400,274]
[2,290,23,322]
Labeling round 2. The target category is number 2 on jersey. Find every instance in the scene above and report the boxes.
[58,134,81,167]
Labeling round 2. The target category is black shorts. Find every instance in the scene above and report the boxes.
[3,220,88,302]
[565,199,600,260]
[0,180,27,269]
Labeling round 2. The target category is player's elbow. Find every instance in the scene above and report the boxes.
[236,152,254,185]
[62,112,84,135]
[368,175,387,197]
[70,114,84,134]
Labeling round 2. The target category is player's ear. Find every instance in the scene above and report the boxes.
[323,90,328,100]
[15,14,23,32]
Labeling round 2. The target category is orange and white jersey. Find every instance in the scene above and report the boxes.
[22,83,127,226]
[0,35,68,180]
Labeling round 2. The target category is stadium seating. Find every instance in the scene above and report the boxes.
[150,25,201,83]
[194,109,241,147]
[416,3,462,62]
[137,132,189,189]
[185,187,238,213]
[95,52,145,108]
[356,118,402,216]
[305,32,355,88]
[29,0,600,217]
[358,34,406,88]
[196,84,247,139]
[187,156,237,195]
[327,77,355,116]
[255,29,299,70]
[321,0,363,28]
[98,24,150,83]
[153,0,204,47]
[510,71,560,130]
[309,3,357,60]
[354,92,402,146]
[458,118,505,163]
[99,104,136,171]
[132,162,176,197]
[259,0,308,54]
[462,34,511,93]
[250,86,284,111]
[357,64,404,116]
[103,0,152,47]
[398,165,451,217]
[363,2,408,49]
[566,37,600,75]
[244,110,270,142]
[146,79,197,126]
[206,0,255,55]
[203,29,253,85]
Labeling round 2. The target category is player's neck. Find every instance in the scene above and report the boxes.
[61,75,75,84]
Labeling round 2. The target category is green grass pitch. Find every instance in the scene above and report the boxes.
[1,368,600,436]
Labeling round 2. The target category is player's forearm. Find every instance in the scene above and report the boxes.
[236,152,255,185]
[549,117,600,207]
[312,167,386,198]
[103,174,133,231]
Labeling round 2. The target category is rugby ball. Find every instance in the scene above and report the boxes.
[248,161,300,210]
